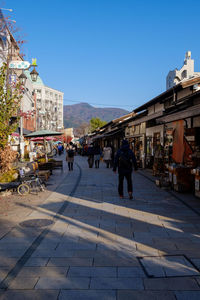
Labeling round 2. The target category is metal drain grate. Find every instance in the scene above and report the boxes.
[139,255,200,278]
[20,218,54,228]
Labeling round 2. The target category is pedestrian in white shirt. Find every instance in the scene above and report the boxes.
[103,143,112,168]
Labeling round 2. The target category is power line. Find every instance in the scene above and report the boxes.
[63,98,140,109]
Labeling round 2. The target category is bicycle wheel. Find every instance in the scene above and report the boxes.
[17,183,30,195]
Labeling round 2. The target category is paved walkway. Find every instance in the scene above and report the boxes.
[0,155,200,299]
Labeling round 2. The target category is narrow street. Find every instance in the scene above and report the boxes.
[0,155,200,299]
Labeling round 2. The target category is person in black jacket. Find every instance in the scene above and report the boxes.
[87,143,95,168]
[93,144,102,168]
[113,139,138,199]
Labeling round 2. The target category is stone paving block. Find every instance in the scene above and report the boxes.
[0,237,35,244]
[118,267,146,277]
[0,290,59,300]
[58,290,116,300]
[136,244,159,256]
[35,276,90,289]
[0,243,30,250]
[56,242,96,250]
[24,257,49,267]
[143,277,200,290]
[94,256,139,267]
[0,268,9,281]
[97,242,136,253]
[0,249,26,258]
[0,257,18,268]
[68,266,117,277]
[143,265,165,277]
[175,242,200,251]
[16,266,68,277]
[50,249,76,258]
[163,256,199,277]
[182,250,200,259]
[36,241,59,250]
[47,257,93,267]
[175,291,200,300]
[72,250,96,258]
[8,276,39,289]
[140,255,199,277]
[90,277,144,290]
[115,228,134,238]
[30,249,56,257]
[117,290,176,300]
[94,249,132,259]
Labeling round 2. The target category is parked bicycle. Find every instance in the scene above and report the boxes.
[17,173,45,196]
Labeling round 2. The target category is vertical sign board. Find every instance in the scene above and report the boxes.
[9,74,17,85]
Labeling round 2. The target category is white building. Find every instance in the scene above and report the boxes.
[25,71,64,131]
[166,51,200,90]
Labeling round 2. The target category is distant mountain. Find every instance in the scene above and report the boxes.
[63,102,129,128]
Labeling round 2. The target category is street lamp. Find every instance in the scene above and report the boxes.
[19,71,27,86]
[18,63,39,159]
[30,66,39,82]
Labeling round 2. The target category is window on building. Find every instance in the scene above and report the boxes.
[181,70,187,79]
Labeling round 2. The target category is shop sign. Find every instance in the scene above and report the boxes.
[195,179,200,191]
[9,74,16,84]
[9,61,30,69]
[185,136,195,142]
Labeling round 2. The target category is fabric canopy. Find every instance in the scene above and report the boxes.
[25,130,62,138]
[30,137,56,142]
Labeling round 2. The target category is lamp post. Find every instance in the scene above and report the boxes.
[18,64,39,159]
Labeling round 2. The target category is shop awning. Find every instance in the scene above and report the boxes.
[156,104,200,124]
[104,128,123,137]
[25,130,62,138]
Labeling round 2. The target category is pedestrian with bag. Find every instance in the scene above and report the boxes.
[66,142,75,171]
[57,143,63,156]
[113,139,138,199]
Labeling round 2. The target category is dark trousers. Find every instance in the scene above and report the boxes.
[95,160,100,168]
[105,160,111,168]
[68,162,73,170]
[88,155,94,168]
[118,172,132,196]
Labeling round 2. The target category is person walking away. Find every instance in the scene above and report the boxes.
[113,139,137,199]
[93,144,101,168]
[58,143,63,156]
[66,142,75,171]
[103,143,112,168]
[87,143,94,168]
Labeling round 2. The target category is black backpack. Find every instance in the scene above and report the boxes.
[68,149,74,158]
[119,151,132,170]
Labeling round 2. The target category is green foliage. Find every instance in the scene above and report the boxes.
[0,168,18,183]
[89,117,107,132]
[0,63,22,149]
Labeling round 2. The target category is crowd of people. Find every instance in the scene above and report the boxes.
[54,140,138,200]
[80,140,138,199]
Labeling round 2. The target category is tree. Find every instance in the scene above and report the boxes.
[0,63,22,173]
[74,122,90,137]
[89,117,107,132]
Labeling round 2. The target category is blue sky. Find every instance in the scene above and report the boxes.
[4,0,200,110]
